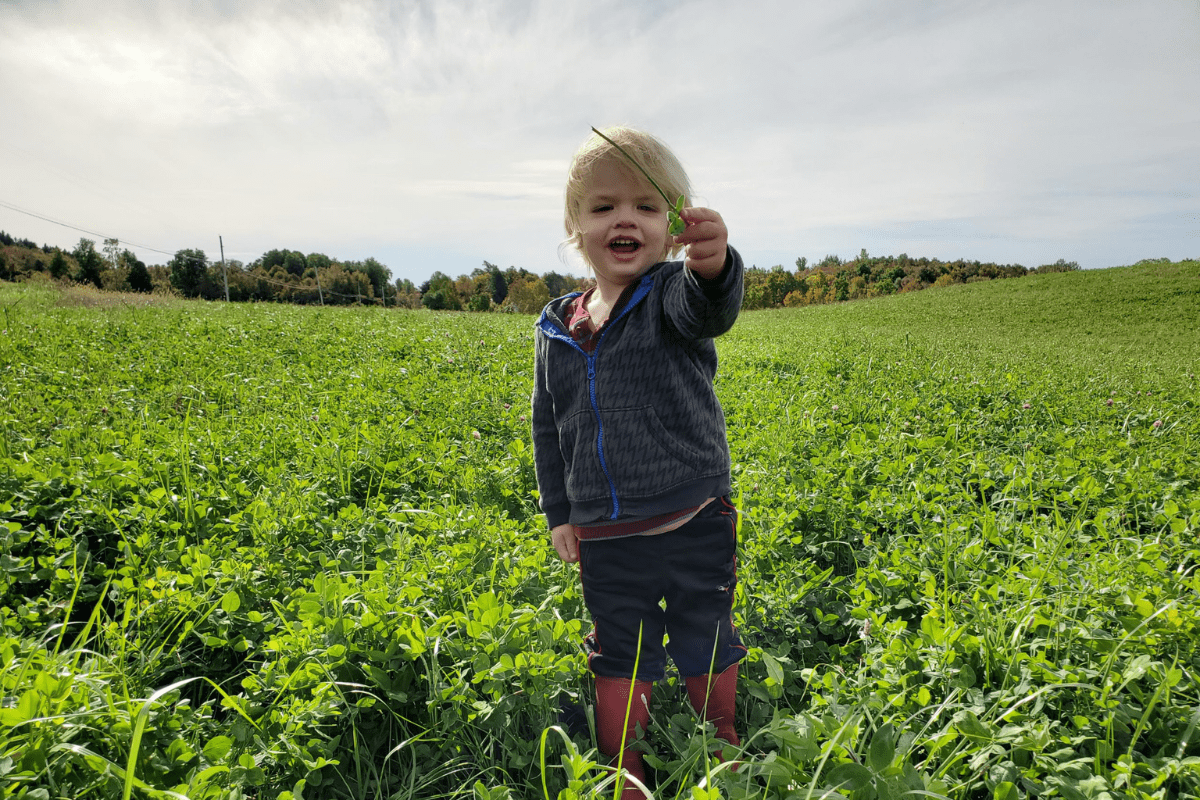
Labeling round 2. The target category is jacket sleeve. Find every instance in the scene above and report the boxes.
[662,245,744,340]
[530,328,571,529]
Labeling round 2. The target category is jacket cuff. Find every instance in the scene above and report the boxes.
[543,502,572,530]
[690,246,738,300]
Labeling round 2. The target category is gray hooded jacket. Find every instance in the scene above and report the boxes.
[531,248,744,530]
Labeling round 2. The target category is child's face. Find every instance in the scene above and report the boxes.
[577,158,670,293]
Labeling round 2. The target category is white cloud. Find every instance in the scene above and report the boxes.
[2,0,1197,280]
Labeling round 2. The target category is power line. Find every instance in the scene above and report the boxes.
[0,198,182,259]
[241,268,376,301]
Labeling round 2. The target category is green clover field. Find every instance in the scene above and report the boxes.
[1,259,1198,800]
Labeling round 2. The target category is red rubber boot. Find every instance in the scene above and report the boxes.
[594,676,653,799]
[685,663,740,761]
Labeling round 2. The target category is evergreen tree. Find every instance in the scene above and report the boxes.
[486,261,508,305]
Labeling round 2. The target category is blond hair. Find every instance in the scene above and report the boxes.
[563,126,692,266]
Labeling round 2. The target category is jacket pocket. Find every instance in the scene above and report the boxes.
[602,406,708,498]
[558,409,609,502]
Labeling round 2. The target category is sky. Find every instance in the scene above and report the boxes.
[2,0,1198,285]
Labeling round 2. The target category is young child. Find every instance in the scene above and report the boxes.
[531,126,746,793]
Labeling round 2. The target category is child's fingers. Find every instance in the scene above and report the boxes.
[686,240,726,264]
[552,525,580,562]
[680,206,722,226]
[561,535,578,562]
[674,220,723,245]
[674,207,726,245]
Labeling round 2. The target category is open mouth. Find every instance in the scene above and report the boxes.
[608,238,641,254]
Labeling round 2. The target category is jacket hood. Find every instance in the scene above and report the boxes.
[535,262,668,331]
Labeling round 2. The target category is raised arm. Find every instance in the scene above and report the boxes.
[662,211,744,341]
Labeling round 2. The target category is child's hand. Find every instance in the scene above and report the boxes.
[551,523,580,562]
[674,207,728,280]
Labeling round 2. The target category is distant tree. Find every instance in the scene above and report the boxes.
[834,269,850,302]
[505,277,551,314]
[424,289,456,311]
[307,253,333,272]
[1036,258,1081,273]
[72,238,104,287]
[818,254,842,269]
[103,238,121,270]
[0,251,8,281]
[485,262,508,305]
[503,266,538,287]
[795,256,807,270]
[741,266,771,310]
[260,249,288,272]
[423,271,452,294]
[124,250,153,293]
[464,273,491,307]
[393,278,421,309]
[542,271,578,299]
[313,263,367,304]
[284,251,307,277]
[49,250,69,279]
[806,270,830,305]
[346,257,391,301]
[169,248,209,297]
[764,266,797,307]
[421,271,461,310]
[365,257,391,299]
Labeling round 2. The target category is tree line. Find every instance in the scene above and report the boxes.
[1,231,1081,314]
[741,250,1080,310]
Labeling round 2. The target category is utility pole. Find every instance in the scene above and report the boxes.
[315,267,325,305]
[219,236,230,302]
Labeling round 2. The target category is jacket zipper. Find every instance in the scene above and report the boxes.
[585,353,620,518]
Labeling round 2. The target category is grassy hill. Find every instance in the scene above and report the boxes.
[734,259,1199,382]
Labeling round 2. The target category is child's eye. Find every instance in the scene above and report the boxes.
[639,204,658,212]
[591,204,613,213]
